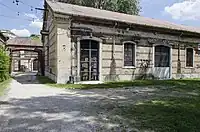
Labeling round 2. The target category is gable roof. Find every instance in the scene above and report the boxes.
[7,37,43,47]
[46,0,200,35]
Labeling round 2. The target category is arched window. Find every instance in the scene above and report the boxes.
[186,48,194,67]
[123,42,136,67]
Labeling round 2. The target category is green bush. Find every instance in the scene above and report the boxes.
[0,46,10,82]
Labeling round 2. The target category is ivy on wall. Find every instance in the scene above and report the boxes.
[0,46,10,82]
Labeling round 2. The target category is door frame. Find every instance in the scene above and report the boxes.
[77,36,102,82]
[152,44,172,79]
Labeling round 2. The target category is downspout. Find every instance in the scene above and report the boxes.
[112,22,117,57]
[177,32,183,75]
[69,17,74,84]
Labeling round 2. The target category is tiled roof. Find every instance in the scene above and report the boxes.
[7,37,43,47]
[46,0,200,34]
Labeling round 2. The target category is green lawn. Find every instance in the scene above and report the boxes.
[37,76,200,91]
[0,79,11,96]
[112,96,200,131]
[37,76,200,131]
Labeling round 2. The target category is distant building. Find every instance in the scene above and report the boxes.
[42,0,200,84]
[0,32,8,47]
[7,37,43,73]
[0,30,17,39]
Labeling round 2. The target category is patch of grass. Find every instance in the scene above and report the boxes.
[112,96,200,131]
[37,76,200,91]
[0,79,11,96]
[37,76,55,84]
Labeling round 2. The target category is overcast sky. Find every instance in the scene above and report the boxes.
[0,0,199,37]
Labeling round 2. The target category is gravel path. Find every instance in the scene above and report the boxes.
[0,72,186,132]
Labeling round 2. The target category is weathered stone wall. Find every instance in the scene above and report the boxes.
[100,38,153,81]
[172,44,200,79]
[44,7,57,81]
[71,20,200,81]
[56,17,71,84]
[44,12,200,83]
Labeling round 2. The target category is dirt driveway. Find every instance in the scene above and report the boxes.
[0,72,199,132]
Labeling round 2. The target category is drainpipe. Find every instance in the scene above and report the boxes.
[69,17,75,84]
[177,32,183,74]
[112,22,118,55]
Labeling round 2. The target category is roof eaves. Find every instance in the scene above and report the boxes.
[46,0,200,35]
[53,10,200,36]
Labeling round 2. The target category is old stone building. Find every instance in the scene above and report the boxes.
[42,0,200,84]
[7,37,44,74]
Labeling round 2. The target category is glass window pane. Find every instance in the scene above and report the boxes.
[91,51,98,62]
[91,62,98,72]
[81,62,89,72]
[91,40,99,49]
[80,40,99,81]
[186,48,193,67]
[124,43,135,66]
[80,50,89,61]
[155,46,170,67]
[80,40,89,49]
[81,72,89,81]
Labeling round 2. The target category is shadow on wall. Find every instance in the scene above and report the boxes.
[136,48,156,80]
[104,41,119,81]
[104,54,119,81]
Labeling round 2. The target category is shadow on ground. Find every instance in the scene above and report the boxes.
[13,72,39,84]
[1,87,200,132]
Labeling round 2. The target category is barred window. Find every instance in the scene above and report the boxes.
[124,42,135,67]
[155,45,170,67]
[186,48,193,67]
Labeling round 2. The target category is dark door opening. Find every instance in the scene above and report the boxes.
[33,59,38,71]
[80,40,99,81]
[154,45,171,79]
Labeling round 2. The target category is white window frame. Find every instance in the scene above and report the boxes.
[185,47,194,68]
[122,41,137,69]
[77,36,103,82]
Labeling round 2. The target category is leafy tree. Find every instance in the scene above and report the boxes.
[0,46,10,82]
[57,0,141,15]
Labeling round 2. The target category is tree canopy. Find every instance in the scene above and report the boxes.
[57,0,141,15]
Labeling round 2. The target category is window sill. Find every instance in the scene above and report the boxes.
[123,66,136,69]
